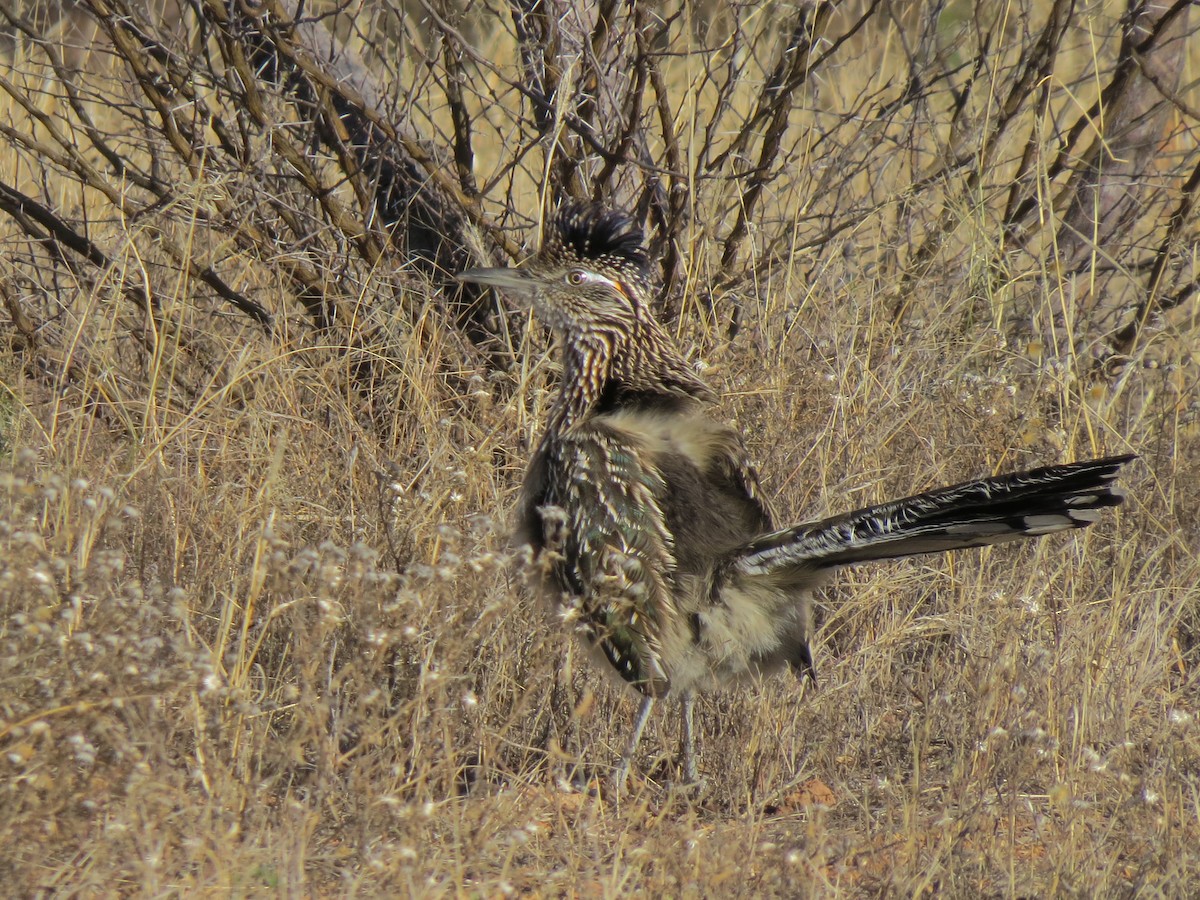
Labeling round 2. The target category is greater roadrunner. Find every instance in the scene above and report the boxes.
[459,203,1134,790]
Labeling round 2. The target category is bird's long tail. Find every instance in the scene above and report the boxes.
[729,454,1135,580]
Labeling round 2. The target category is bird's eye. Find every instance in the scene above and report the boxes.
[566,270,586,286]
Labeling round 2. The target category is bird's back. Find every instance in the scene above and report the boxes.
[517,386,790,694]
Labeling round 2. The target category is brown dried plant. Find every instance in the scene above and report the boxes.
[0,0,1197,894]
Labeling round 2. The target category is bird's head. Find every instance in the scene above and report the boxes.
[458,203,654,337]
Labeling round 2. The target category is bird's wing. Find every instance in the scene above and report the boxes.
[597,407,776,570]
[711,432,776,529]
[528,421,680,696]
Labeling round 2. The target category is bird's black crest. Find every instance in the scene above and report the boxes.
[547,203,650,275]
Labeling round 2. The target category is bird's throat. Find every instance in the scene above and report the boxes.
[556,330,626,425]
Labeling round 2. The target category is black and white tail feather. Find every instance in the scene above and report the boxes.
[731,454,1133,578]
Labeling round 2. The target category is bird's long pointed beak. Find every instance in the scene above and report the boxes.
[456,267,534,292]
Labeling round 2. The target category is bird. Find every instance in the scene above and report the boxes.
[457,202,1135,791]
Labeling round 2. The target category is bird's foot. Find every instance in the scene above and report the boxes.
[607,754,635,798]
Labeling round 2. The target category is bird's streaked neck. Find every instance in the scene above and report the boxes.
[551,316,709,426]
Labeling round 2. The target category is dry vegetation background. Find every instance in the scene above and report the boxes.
[0,0,1198,894]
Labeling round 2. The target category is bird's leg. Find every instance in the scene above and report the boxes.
[612,694,654,794]
[679,691,698,784]
[547,642,584,785]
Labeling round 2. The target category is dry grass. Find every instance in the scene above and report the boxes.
[2,1,1199,895]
